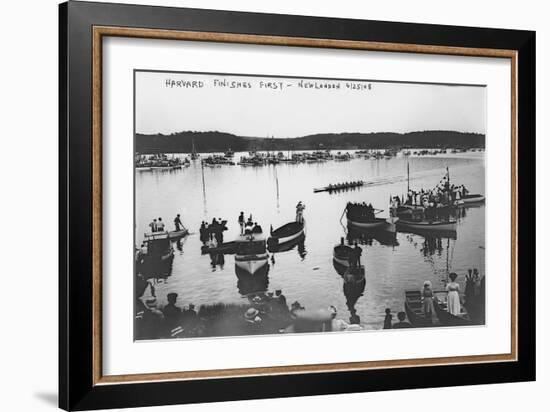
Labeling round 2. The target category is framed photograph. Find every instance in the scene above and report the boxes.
[59,1,535,410]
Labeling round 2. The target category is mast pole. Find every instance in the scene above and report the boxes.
[407,161,410,193]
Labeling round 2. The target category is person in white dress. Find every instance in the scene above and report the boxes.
[446,272,461,316]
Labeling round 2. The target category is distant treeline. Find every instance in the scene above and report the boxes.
[135,130,485,154]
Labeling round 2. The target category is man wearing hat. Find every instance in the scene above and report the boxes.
[162,292,181,328]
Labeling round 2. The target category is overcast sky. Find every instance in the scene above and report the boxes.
[135,71,486,137]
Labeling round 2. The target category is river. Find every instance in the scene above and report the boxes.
[135,150,485,332]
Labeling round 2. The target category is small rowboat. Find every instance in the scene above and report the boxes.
[167,228,189,240]
[235,233,269,275]
[314,181,364,193]
[333,244,353,267]
[267,221,305,247]
[396,218,457,232]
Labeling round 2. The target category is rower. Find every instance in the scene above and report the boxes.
[296,201,306,223]
[174,214,183,231]
[238,211,245,234]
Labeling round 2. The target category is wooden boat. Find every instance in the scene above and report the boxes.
[396,218,457,232]
[234,233,269,275]
[433,293,473,326]
[235,264,269,295]
[137,232,174,276]
[314,181,364,193]
[267,233,305,253]
[346,202,389,229]
[167,228,189,240]
[457,194,485,204]
[347,216,388,229]
[404,290,433,327]
[333,244,354,267]
[267,221,305,248]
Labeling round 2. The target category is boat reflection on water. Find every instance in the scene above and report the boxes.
[342,266,366,324]
[332,240,366,324]
[235,264,270,296]
[346,224,399,247]
[268,233,307,259]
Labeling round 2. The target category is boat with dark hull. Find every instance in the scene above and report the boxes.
[234,233,269,275]
[314,181,364,193]
[267,221,305,249]
[394,204,457,232]
[268,233,305,253]
[346,202,390,229]
[396,218,457,232]
[333,243,354,268]
[167,228,189,241]
[347,216,388,229]
[136,232,174,277]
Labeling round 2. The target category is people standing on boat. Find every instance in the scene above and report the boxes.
[174,214,183,231]
[367,203,375,220]
[296,201,305,223]
[422,281,435,322]
[209,218,218,241]
[247,214,253,227]
[149,219,158,233]
[446,272,461,316]
[157,217,165,232]
[252,222,263,234]
[383,308,393,329]
[393,311,413,328]
[238,211,245,234]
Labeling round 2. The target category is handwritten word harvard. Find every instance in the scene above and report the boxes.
[165,79,205,88]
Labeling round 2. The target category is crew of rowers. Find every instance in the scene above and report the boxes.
[326,180,363,190]
[346,201,377,220]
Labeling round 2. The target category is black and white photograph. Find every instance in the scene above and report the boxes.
[134,70,487,340]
